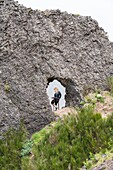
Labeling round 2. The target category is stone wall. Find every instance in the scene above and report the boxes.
[0,1,113,134]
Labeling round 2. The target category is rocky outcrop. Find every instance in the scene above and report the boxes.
[0,1,113,134]
[111,42,113,50]
[91,158,113,170]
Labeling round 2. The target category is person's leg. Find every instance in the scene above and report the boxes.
[51,99,56,111]
[54,99,59,110]
[57,102,59,110]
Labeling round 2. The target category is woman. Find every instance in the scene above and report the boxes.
[51,87,62,111]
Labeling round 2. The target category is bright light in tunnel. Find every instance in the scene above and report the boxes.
[46,80,66,109]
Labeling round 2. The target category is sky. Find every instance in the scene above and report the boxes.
[17,0,113,41]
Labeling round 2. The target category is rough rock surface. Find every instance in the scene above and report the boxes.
[0,1,113,134]
[91,158,113,170]
[111,42,113,50]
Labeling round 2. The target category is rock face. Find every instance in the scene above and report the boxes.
[91,158,113,170]
[111,42,113,50]
[0,0,13,11]
[0,1,113,134]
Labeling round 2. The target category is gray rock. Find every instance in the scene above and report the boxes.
[91,159,113,170]
[0,1,113,135]
[110,42,113,50]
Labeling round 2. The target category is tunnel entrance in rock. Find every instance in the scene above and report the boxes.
[46,79,66,110]
[46,77,82,109]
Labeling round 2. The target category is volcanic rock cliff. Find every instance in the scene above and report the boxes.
[0,1,113,134]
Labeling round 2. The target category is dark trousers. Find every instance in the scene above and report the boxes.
[51,98,59,106]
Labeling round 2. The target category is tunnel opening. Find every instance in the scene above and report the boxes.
[46,77,82,109]
[46,79,66,110]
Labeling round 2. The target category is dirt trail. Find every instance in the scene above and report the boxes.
[93,91,113,118]
[54,107,77,118]
[54,91,113,118]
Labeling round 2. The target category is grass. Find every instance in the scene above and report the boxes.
[0,122,27,170]
[0,106,113,169]
[21,105,113,170]
[1,85,113,170]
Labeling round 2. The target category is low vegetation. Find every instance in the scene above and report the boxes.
[21,105,113,170]
[4,83,10,93]
[0,123,27,170]
[1,77,113,170]
[83,147,113,169]
[107,76,113,94]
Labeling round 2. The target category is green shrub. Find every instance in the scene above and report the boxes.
[31,126,52,144]
[107,77,113,94]
[4,83,10,93]
[22,106,113,170]
[21,139,33,157]
[95,93,104,103]
[0,123,27,170]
